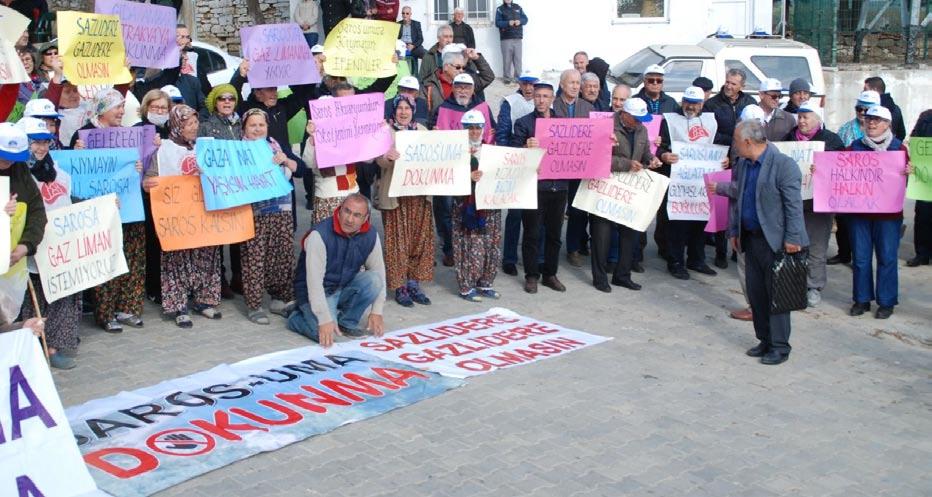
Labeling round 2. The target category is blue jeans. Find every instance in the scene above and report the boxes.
[848,217,901,308]
[286,271,383,342]
[502,209,544,265]
[303,32,319,48]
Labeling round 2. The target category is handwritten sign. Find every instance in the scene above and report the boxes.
[35,195,129,302]
[388,130,471,197]
[308,92,392,168]
[95,0,179,69]
[645,116,663,155]
[0,5,30,43]
[535,118,613,180]
[78,125,157,173]
[907,137,932,201]
[150,176,255,251]
[475,145,542,210]
[323,18,398,78]
[667,141,728,221]
[773,141,825,201]
[435,102,494,144]
[51,148,144,223]
[590,112,614,120]
[241,23,321,87]
[195,138,294,210]
[57,11,132,85]
[0,177,9,275]
[0,40,29,85]
[812,151,907,213]
[704,169,731,233]
[573,169,670,232]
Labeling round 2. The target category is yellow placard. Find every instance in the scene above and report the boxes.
[58,11,132,85]
[323,18,398,78]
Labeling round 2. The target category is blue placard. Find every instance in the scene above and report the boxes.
[195,138,294,211]
[50,148,144,223]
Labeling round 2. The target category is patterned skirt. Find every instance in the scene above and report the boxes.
[160,246,221,314]
[241,211,295,311]
[452,200,502,294]
[20,273,81,352]
[94,222,145,324]
[382,196,434,290]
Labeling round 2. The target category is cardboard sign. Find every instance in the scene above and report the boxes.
[907,137,932,201]
[150,176,255,251]
[78,125,157,173]
[667,141,728,221]
[240,23,321,87]
[434,102,494,144]
[195,138,295,210]
[388,130,471,197]
[589,112,614,120]
[0,40,29,85]
[323,18,398,78]
[0,177,8,275]
[34,195,129,302]
[573,169,670,232]
[57,11,133,85]
[535,118,613,180]
[474,145,542,210]
[51,148,144,223]
[95,0,179,69]
[773,141,825,201]
[308,92,392,168]
[812,151,907,213]
[703,169,732,233]
[644,116,663,155]
[1,329,100,497]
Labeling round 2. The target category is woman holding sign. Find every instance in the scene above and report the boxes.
[374,95,435,307]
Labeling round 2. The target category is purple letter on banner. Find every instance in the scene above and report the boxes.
[704,169,731,233]
[241,23,321,87]
[536,118,613,180]
[308,93,392,168]
[435,102,494,144]
[77,125,157,173]
[590,112,614,120]
[812,151,907,213]
[95,0,179,69]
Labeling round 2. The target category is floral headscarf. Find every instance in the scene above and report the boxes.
[90,88,124,128]
[388,95,418,131]
[168,104,197,149]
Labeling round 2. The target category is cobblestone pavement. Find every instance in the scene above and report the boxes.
[52,82,931,497]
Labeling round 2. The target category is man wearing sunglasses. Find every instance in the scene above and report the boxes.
[634,65,680,116]
[756,78,795,142]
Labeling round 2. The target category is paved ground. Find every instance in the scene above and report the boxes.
[52,81,931,496]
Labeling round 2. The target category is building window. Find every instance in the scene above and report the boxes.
[433,0,491,23]
[615,0,668,22]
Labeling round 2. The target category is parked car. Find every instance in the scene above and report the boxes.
[609,38,826,106]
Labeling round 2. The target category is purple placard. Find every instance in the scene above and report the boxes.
[535,118,613,180]
[240,23,321,87]
[78,125,157,173]
[308,93,392,168]
[704,169,731,233]
[590,112,614,120]
[812,151,907,213]
[435,102,494,144]
[95,0,179,69]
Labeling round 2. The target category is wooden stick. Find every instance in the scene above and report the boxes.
[26,278,51,362]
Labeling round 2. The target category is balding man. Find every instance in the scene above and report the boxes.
[450,7,476,48]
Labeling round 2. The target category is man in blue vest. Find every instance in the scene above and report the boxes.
[288,193,386,347]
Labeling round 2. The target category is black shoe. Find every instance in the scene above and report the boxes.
[668,264,690,280]
[541,275,566,292]
[339,324,368,338]
[594,282,612,293]
[687,264,718,276]
[827,255,851,265]
[849,302,871,316]
[502,263,518,276]
[658,250,670,262]
[305,199,313,210]
[611,277,641,291]
[714,256,728,269]
[578,246,590,256]
[746,342,768,357]
[906,256,930,267]
[875,306,894,319]
[524,276,539,294]
[760,350,789,365]
[632,262,644,273]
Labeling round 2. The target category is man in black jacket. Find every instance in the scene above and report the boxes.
[321,0,352,35]
[397,6,425,75]
[704,68,756,147]
[864,76,907,140]
[635,64,680,116]
[450,7,476,49]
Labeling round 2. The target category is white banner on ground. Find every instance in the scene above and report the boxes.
[1,328,100,497]
[573,169,670,232]
[474,145,542,210]
[667,141,728,221]
[35,194,128,303]
[388,130,471,197]
[773,141,824,201]
[351,308,612,378]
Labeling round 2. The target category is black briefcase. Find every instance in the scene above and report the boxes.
[771,249,809,314]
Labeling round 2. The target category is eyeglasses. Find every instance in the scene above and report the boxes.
[217,95,236,102]
[645,78,663,85]
[148,105,169,112]
[450,64,465,70]
[762,92,781,99]
[864,116,886,123]
[855,106,869,113]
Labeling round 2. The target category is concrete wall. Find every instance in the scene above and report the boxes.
[822,65,932,135]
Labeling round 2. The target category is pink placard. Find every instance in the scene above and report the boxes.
[704,169,732,233]
[95,0,179,69]
[241,23,321,87]
[535,118,613,180]
[590,112,614,120]
[812,151,907,213]
[308,93,393,168]
[644,116,663,155]
[435,102,494,144]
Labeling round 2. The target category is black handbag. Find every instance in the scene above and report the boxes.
[771,249,809,314]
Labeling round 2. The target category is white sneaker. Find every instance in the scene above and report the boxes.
[807,288,821,307]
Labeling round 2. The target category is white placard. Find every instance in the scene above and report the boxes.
[773,141,825,201]
[573,169,670,232]
[475,145,542,210]
[667,141,729,221]
[388,130,471,197]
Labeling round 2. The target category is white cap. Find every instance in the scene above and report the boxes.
[16,117,54,140]
[161,85,183,102]
[759,78,782,93]
[398,76,419,91]
[856,90,881,107]
[533,80,555,90]
[623,98,652,122]
[24,98,62,119]
[453,73,474,85]
[517,69,539,82]
[797,100,818,113]
[643,64,665,76]
[739,104,765,122]
[0,122,30,162]
[311,44,325,54]
[460,109,486,126]
[865,106,892,121]
[441,43,467,55]
[682,86,705,103]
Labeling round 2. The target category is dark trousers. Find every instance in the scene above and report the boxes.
[915,200,932,259]
[654,196,669,257]
[142,193,161,299]
[503,209,544,266]
[522,190,567,278]
[406,46,426,75]
[590,215,637,286]
[433,195,453,257]
[565,180,589,253]
[666,220,707,268]
[834,215,851,260]
[303,32,319,48]
[743,231,791,354]
[714,231,728,259]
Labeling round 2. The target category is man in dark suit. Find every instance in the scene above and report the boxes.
[725,119,808,365]
[397,6,425,75]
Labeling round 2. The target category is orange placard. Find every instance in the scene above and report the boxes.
[150,175,255,251]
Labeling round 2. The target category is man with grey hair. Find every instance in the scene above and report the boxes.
[704,67,757,147]
[421,50,493,116]
[418,25,455,80]
[727,119,807,365]
[580,72,608,111]
[450,7,476,48]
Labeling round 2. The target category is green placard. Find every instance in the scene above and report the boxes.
[907,137,932,201]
